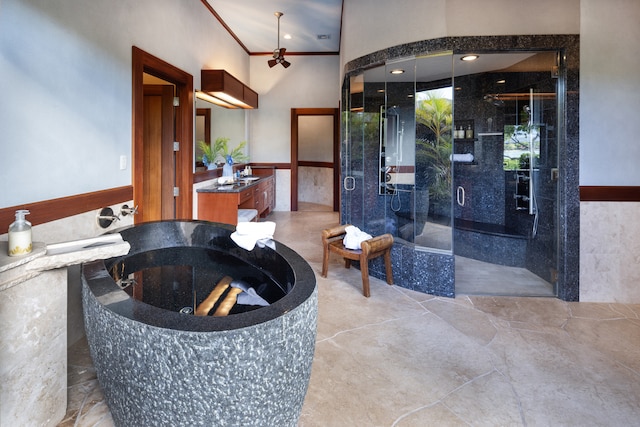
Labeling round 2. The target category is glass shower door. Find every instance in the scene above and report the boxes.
[341,55,456,297]
[452,51,560,296]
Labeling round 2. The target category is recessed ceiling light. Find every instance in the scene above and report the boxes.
[496,79,506,84]
[390,69,405,74]
[284,34,292,40]
[461,55,479,61]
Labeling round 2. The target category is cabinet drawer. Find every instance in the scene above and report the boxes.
[254,186,265,212]
[238,187,253,204]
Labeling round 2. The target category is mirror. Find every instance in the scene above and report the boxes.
[194,95,247,172]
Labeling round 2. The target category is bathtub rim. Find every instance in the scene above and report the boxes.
[81,220,316,332]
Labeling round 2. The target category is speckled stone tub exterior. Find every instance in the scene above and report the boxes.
[81,220,317,427]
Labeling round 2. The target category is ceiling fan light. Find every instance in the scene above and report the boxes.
[269,11,290,70]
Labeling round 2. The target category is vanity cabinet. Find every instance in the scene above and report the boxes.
[197,172,275,225]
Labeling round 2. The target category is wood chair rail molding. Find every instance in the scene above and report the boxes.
[0,186,133,233]
[579,186,640,202]
[2,185,635,233]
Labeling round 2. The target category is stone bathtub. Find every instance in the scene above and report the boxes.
[81,220,317,427]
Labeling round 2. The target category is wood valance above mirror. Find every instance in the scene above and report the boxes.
[201,70,258,109]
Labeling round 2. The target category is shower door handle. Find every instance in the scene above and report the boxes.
[344,176,355,191]
[457,186,465,207]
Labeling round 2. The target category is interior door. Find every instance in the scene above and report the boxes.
[142,84,175,222]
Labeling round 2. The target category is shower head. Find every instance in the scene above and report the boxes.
[483,94,504,107]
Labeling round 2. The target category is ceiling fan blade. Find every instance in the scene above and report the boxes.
[282,59,291,68]
[279,48,286,56]
[268,58,278,68]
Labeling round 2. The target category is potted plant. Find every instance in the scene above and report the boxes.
[198,137,248,170]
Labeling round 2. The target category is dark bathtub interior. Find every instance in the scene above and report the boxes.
[108,247,285,315]
[85,220,316,332]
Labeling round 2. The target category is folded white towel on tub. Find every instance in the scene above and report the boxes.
[343,225,373,250]
[231,221,276,251]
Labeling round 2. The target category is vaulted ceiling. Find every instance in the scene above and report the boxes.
[204,0,343,54]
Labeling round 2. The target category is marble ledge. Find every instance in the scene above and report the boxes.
[0,241,47,292]
[0,237,131,292]
[26,241,130,272]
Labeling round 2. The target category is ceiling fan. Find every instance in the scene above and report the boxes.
[268,12,290,68]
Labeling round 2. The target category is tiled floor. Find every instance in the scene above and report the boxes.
[59,211,640,426]
[455,255,555,297]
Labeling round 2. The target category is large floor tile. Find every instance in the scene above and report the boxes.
[59,212,640,427]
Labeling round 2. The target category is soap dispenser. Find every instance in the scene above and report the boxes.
[465,124,474,139]
[8,209,32,256]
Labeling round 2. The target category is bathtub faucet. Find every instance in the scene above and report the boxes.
[97,213,120,221]
[120,204,138,216]
[116,277,137,289]
[97,207,120,228]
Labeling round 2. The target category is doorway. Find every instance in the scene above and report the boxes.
[290,108,340,212]
[132,46,193,223]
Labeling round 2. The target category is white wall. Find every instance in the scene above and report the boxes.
[579,0,640,302]
[580,0,640,185]
[340,0,580,78]
[0,0,253,348]
[340,0,640,187]
[249,54,340,210]
[0,0,249,208]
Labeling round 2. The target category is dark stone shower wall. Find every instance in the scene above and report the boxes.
[343,35,579,301]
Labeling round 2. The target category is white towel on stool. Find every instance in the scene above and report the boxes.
[231,221,276,251]
[343,225,372,250]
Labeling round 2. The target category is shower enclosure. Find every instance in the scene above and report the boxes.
[341,48,565,297]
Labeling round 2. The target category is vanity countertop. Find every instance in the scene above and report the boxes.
[197,176,265,193]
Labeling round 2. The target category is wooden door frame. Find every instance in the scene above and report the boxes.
[132,46,193,222]
[290,108,340,211]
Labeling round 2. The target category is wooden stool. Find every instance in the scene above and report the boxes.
[321,224,394,297]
